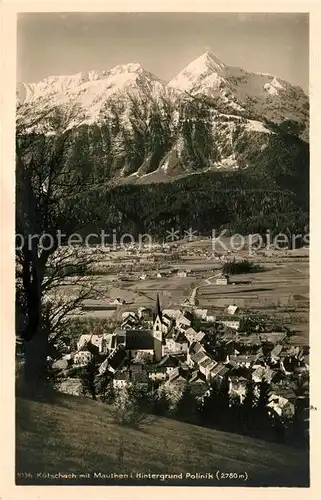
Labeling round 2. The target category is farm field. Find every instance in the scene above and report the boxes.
[63,239,308,344]
[197,259,309,343]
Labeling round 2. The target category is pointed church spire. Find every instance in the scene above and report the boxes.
[156,293,162,320]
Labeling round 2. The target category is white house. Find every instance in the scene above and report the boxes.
[206,311,216,323]
[267,394,295,418]
[193,309,208,320]
[187,344,208,368]
[199,356,218,381]
[252,366,274,384]
[226,354,258,369]
[74,350,93,366]
[162,309,184,320]
[184,327,198,344]
[216,274,230,285]
[77,334,104,353]
[163,333,189,356]
[218,318,241,330]
[176,314,191,332]
[113,372,130,390]
[122,311,137,321]
[121,315,138,330]
[185,327,205,345]
[227,305,238,315]
[228,376,247,404]
[147,366,167,381]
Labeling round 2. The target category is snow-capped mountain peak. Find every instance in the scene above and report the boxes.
[168,51,229,93]
[17,51,308,143]
[17,62,163,105]
[191,51,227,73]
[16,61,176,132]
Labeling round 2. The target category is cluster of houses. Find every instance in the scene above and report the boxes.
[136,268,193,281]
[53,294,309,420]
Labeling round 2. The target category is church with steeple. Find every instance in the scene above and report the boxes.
[152,293,164,361]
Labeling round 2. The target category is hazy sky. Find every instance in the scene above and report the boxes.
[17,13,309,92]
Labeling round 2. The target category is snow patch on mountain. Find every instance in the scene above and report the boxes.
[246,120,273,134]
[17,62,177,131]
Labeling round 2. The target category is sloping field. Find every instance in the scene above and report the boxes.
[16,394,309,487]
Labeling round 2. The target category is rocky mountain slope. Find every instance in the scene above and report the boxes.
[17,52,309,186]
[169,52,308,141]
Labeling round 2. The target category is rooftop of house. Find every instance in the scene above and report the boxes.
[146,364,167,373]
[220,328,238,340]
[125,330,155,351]
[121,311,137,319]
[252,365,274,377]
[78,334,103,344]
[131,371,149,383]
[176,315,191,326]
[191,350,208,364]
[229,354,259,364]
[237,333,261,345]
[193,308,208,316]
[111,333,126,349]
[162,314,174,324]
[168,367,180,380]
[271,344,283,357]
[227,360,240,370]
[185,327,198,337]
[189,341,205,355]
[108,345,127,370]
[164,329,187,343]
[189,370,207,384]
[113,328,127,336]
[128,364,143,372]
[199,357,213,369]
[162,309,183,319]
[211,364,230,379]
[157,355,179,368]
[196,331,206,342]
[122,315,137,324]
[227,305,239,315]
[114,371,129,381]
[259,332,287,344]
[270,386,297,402]
[229,375,248,383]
[217,316,241,322]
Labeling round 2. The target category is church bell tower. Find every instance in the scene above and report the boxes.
[153,293,163,361]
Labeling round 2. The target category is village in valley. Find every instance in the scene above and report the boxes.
[47,236,309,444]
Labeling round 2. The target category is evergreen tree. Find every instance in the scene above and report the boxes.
[79,359,98,400]
[216,378,231,428]
[175,382,198,423]
[201,385,218,425]
[94,373,114,403]
[242,379,256,432]
[154,384,169,416]
[201,379,230,429]
[292,375,309,446]
[113,386,146,427]
[256,379,271,433]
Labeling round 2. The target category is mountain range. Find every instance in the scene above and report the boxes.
[17,52,308,180]
[16,52,309,236]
